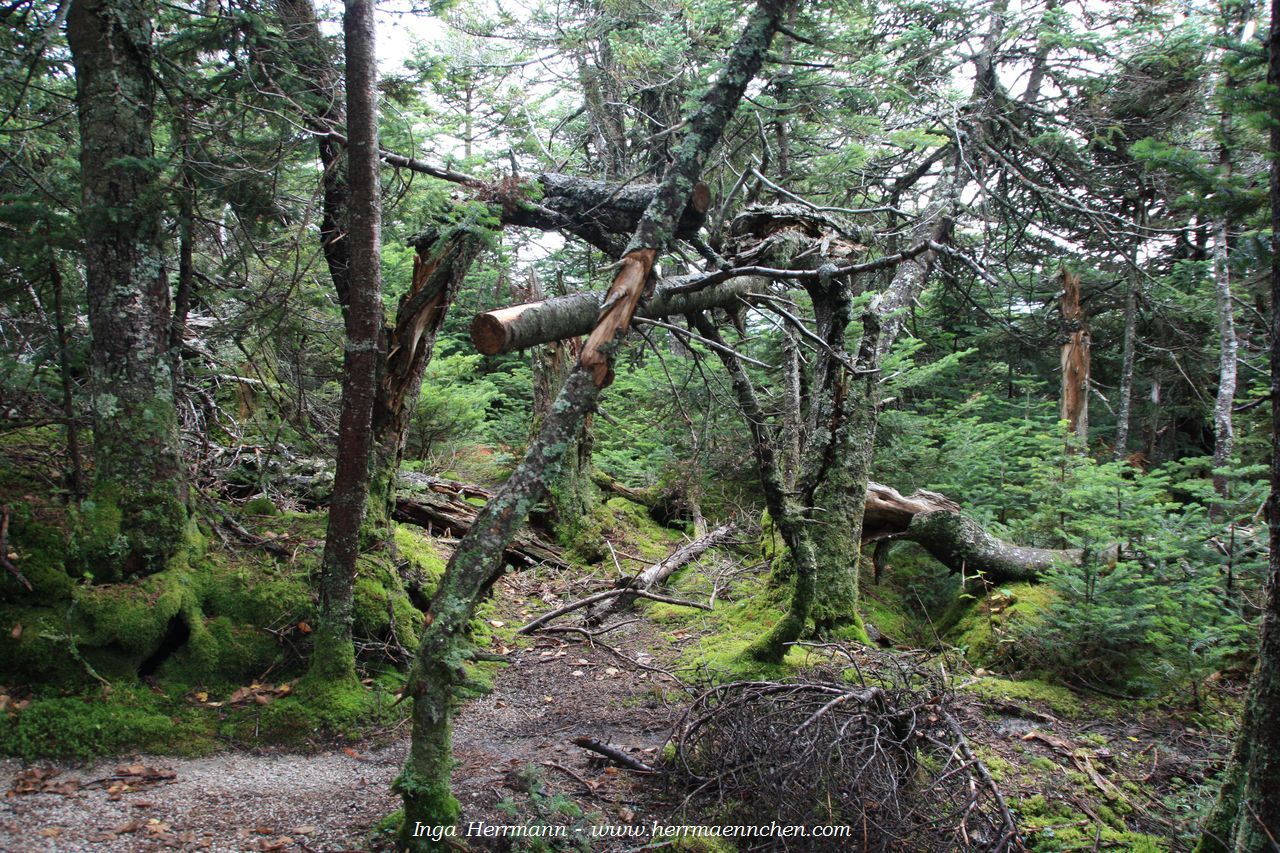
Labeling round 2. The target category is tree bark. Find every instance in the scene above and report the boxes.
[528,274,595,534]
[67,0,188,579]
[311,0,381,683]
[1113,256,1140,460]
[1212,218,1238,504]
[397,3,794,843]
[470,274,768,355]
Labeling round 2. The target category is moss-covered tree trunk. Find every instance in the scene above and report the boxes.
[310,0,381,684]
[67,0,189,579]
[397,3,794,843]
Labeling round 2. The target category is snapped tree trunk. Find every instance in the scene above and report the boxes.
[396,2,794,843]
[1059,268,1090,444]
[67,0,189,579]
[311,0,382,684]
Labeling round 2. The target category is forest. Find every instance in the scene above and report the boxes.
[1,0,1280,849]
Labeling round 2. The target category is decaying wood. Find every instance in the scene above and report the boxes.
[572,736,656,772]
[531,173,710,241]
[861,481,1111,583]
[471,274,767,356]
[1059,268,1090,441]
[393,473,568,571]
[597,522,737,617]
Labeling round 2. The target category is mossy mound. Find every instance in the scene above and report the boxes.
[565,496,680,565]
[0,510,445,696]
[939,582,1057,670]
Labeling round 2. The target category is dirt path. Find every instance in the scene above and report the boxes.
[0,577,688,852]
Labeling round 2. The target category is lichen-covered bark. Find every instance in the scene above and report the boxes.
[529,277,595,536]
[396,367,602,849]
[68,0,188,579]
[311,0,382,683]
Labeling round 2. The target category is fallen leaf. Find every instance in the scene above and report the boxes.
[38,827,63,838]
[9,624,20,640]
[343,747,362,760]
[297,621,312,634]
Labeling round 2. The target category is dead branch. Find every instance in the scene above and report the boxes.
[572,736,655,772]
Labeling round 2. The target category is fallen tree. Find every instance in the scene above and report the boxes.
[470,274,769,355]
[393,473,568,571]
[862,482,1112,583]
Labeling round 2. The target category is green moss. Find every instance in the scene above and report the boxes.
[242,496,279,516]
[567,497,679,564]
[961,676,1085,719]
[0,685,214,760]
[1014,794,1168,851]
[941,583,1057,669]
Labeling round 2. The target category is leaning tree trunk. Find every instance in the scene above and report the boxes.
[67,0,189,580]
[310,0,382,684]
[396,3,794,844]
[1196,2,1280,846]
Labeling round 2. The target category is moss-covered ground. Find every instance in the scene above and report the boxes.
[0,436,1235,850]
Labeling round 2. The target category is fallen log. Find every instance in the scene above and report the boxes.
[470,274,768,355]
[393,473,568,571]
[596,522,736,618]
[860,481,1111,583]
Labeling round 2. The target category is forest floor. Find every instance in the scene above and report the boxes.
[0,453,1242,852]
[0,563,694,852]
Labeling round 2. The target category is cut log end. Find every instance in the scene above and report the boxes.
[690,182,711,215]
[470,313,509,356]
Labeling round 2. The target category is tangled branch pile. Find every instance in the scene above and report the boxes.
[671,650,1020,851]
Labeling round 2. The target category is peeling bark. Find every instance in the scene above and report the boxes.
[1059,268,1090,443]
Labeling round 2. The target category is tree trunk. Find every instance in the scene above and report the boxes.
[397,3,793,842]
[1196,2,1280,846]
[67,0,188,579]
[528,274,595,535]
[1113,258,1140,460]
[1059,268,1090,444]
[1212,218,1238,504]
[470,274,767,355]
[311,0,381,684]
